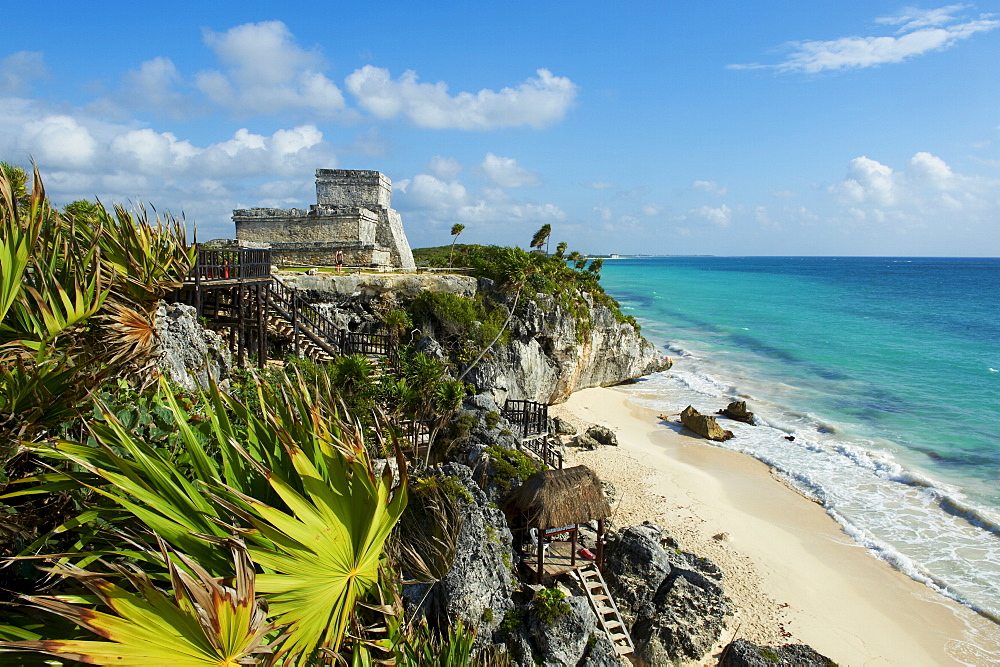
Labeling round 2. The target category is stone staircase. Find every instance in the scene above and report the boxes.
[575,563,635,662]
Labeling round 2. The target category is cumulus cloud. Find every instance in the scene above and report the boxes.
[693,179,727,196]
[730,5,998,73]
[119,57,191,117]
[344,66,577,129]
[21,115,98,168]
[642,204,662,216]
[828,152,998,224]
[478,153,540,188]
[195,21,346,116]
[0,51,48,95]
[584,181,615,190]
[427,155,462,180]
[692,203,733,227]
[0,96,338,237]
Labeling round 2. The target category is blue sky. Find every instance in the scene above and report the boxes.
[2,2,998,256]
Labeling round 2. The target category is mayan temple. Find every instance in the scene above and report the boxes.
[233,169,416,270]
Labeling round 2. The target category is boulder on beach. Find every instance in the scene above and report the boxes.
[680,406,734,441]
[719,638,836,666]
[719,400,755,424]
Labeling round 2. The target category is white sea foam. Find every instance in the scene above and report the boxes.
[624,362,1000,620]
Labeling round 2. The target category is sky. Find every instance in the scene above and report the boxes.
[2,2,999,256]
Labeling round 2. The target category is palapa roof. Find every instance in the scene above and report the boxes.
[503,465,611,528]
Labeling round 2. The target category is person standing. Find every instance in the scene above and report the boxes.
[335,247,344,273]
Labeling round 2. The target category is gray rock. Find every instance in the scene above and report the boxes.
[527,595,596,666]
[585,425,618,447]
[632,566,730,664]
[550,416,577,435]
[720,638,836,666]
[573,433,602,450]
[154,302,232,391]
[579,630,625,666]
[602,524,674,622]
[401,463,515,650]
[603,523,731,664]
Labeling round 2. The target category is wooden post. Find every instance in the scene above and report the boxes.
[537,530,545,585]
[237,284,246,368]
[257,283,267,368]
[596,518,605,571]
[571,525,577,567]
[292,294,299,358]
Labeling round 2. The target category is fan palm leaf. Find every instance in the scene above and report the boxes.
[0,539,275,665]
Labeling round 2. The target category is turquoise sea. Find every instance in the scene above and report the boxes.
[598,256,1000,620]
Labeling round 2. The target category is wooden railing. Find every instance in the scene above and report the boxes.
[267,279,396,361]
[503,399,562,469]
[188,247,272,283]
[503,399,549,438]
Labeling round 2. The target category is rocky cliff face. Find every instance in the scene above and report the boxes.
[465,289,667,405]
[154,302,232,391]
[276,273,668,404]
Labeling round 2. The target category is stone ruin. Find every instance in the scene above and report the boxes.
[233,169,416,271]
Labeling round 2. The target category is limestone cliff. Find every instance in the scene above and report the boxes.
[276,273,668,404]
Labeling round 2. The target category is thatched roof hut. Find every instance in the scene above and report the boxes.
[504,465,611,529]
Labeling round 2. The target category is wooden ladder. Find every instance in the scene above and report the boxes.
[575,563,635,662]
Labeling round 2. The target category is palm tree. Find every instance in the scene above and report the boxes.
[555,241,568,259]
[448,223,465,269]
[530,224,551,255]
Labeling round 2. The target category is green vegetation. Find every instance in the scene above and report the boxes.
[500,608,523,635]
[485,444,546,492]
[410,289,509,364]
[413,236,640,346]
[534,586,571,624]
[0,165,484,664]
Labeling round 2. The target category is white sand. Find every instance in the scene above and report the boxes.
[552,386,1000,666]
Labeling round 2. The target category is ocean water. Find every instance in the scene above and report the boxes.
[598,256,1000,621]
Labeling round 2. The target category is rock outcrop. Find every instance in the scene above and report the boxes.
[602,523,731,664]
[681,405,734,441]
[527,595,597,666]
[154,302,232,391]
[467,290,668,405]
[276,273,668,404]
[401,463,515,649]
[720,638,836,666]
[719,400,755,424]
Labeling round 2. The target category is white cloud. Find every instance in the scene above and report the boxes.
[693,179,727,196]
[195,21,346,116]
[22,115,98,168]
[478,153,540,188]
[119,57,191,117]
[642,204,662,216]
[344,66,577,129]
[427,155,462,180]
[405,174,469,210]
[584,181,615,190]
[0,51,48,95]
[594,205,613,221]
[692,203,733,227]
[730,6,998,73]
[828,152,999,225]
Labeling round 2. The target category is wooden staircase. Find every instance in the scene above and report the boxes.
[575,563,635,662]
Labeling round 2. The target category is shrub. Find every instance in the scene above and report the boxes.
[484,410,500,430]
[534,586,571,624]
[485,445,546,492]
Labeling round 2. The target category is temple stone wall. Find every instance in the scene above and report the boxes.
[234,169,415,270]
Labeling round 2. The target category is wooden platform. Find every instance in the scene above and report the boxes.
[521,540,596,582]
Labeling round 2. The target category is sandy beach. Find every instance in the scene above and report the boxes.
[552,386,1000,666]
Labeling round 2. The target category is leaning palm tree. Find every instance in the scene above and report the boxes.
[529,224,551,255]
[448,223,465,269]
